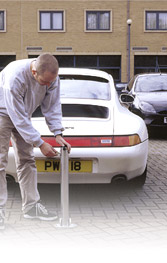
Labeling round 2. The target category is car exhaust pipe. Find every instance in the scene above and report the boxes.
[112,175,127,184]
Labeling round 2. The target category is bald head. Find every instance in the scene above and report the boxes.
[35,53,59,75]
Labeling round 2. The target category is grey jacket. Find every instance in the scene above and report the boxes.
[0,59,63,147]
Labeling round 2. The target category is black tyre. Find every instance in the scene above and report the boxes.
[129,167,147,188]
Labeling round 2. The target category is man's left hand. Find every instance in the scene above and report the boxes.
[56,135,71,153]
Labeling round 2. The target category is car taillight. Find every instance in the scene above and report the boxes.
[41,136,113,147]
[40,135,141,147]
[113,135,141,147]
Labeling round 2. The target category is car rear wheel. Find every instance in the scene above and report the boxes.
[129,167,147,188]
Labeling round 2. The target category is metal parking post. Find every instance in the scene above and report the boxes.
[55,146,76,228]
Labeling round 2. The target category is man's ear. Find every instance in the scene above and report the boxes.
[31,69,37,77]
[31,60,37,76]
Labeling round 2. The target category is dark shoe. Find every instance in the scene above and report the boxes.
[24,203,58,221]
[0,210,5,230]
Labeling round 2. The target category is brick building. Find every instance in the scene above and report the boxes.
[0,0,167,83]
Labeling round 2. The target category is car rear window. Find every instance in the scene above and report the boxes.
[62,104,109,118]
[32,74,110,119]
[32,104,109,119]
[135,75,167,92]
[60,78,110,100]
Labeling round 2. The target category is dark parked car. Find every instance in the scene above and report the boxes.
[120,73,167,128]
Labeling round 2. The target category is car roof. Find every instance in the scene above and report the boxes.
[58,67,112,82]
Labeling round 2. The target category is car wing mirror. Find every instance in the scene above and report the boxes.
[119,94,134,104]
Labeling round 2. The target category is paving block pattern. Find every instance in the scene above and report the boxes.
[1,138,167,261]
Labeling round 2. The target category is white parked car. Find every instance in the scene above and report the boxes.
[7,68,148,186]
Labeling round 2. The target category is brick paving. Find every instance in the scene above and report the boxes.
[1,133,167,262]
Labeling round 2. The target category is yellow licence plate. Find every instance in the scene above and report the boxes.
[36,159,92,173]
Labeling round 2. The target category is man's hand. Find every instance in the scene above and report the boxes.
[55,135,71,153]
[39,141,59,157]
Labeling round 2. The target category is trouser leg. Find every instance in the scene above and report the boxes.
[11,128,40,213]
[0,116,12,210]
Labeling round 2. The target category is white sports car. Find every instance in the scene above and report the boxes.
[7,68,148,186]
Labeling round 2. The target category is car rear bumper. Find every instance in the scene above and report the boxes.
[141,112,167,127]
[7,140,148,184]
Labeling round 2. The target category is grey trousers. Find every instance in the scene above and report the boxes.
[0,115,40,213]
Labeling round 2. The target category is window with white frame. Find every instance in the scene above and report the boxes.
[0,10,5,31]
[146,11,167,30]
[86,11,111,31]
[39,11,64,31]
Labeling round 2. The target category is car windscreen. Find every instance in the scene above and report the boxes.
[60,79,110,100]
[135,75,167,92]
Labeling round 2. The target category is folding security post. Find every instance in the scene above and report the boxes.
[55,146,76,228]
